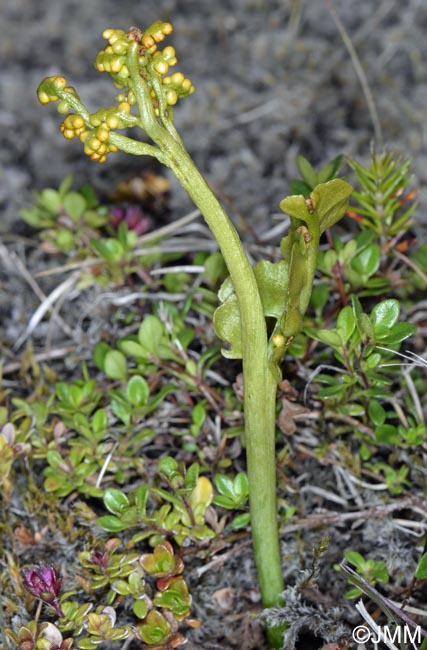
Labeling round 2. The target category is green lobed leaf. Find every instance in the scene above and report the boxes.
[213,473,247,507]
[118,338,149,359]
[318,384,347,398]
[350,244,380,278]
[153,576,191,619]
[415,552,427,579]
[55,229,75,251]
[310,284,329,311]
[191,403,206,430]
[296,155,318,189]
[111,395,132,425]
[233,472,249,499]
[305,327,343,349]
[318,249,338,276]
[280,179,352,234]
[214,474,234,499]
[111,579,131,596]
[253,260,288,318]
[340,238,358,262]
[137,610,171,644]
[59,174,74,196]
[69,385,84,408]
[120,505,139,527]
[104,350,128,381]
[289,179,311,197]
[214,261,291,359]
[103,488,130,515]
[316,154,344,184]
[279,194,311,224]
[311,179,353,233]
[20,207,53,228]
[178,326,195,351]
[133,599,148,619]
[360,313,375,340]
[135,485,149,517]
[55,382,71,405]
[77,638,98,649]
[217,276,234,302]
[203,251,227,286]
[92,408,108,434]
[140,542,178,577]
[93,342,111,371]
[368,401,386,426]
[185,462,200,491]
[286,333,307,358]
[213,292,242,359]
[46,449,70,472]
[344,550,366,569]
[91,238,124,263]
[212,495,235,509]
[84,209,108,228]
[96,515,127,532]
[79,182,98,208]
[375,424,399,444]
[351,296,371,340]
[231,512,251,529]
[365,352,381,369]
[39,188,62,214]
[63,191,87,222]
[189,476,213,515]
[126,375,149,406]
[370,299,400,331]
[138,315,164,357]
[376,322,416,345]
[158,456,180,479]
[336,306,356,342]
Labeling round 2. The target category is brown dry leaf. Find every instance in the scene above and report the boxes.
[232,372,244,401]
[185,619,201,629]
[211,587,236,611]
[112,173,170,202]
[14,525,49,546]
[277,397,312,435]
[278,379,299,400]
[53,419,67,443]
[14,526,38,546]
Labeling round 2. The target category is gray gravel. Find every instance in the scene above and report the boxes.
[1,0,427,236]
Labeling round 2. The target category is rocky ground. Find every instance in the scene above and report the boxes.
[1,2,427,649]
[1,0,427,234]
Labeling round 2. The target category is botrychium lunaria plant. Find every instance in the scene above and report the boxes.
[37,20,352,648]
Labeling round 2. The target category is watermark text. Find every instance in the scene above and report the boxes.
[352,624,422,647]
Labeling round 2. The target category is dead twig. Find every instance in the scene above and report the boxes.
[13,272,80,351]
[281,497,427,534]
[1,345,78,375]
[326,0,383,146]
[0,242,77,348]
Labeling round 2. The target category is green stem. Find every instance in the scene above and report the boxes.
[126,41,285,646]
[108,132,167,161]
[169,147,285,646]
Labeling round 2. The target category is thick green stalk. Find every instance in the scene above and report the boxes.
[126,41,284,641]
[169,153,285,648]
[169,145,285,609]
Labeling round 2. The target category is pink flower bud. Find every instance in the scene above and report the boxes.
[110,205,153,235]
[22,563,64,617]
[90,550,109,574]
